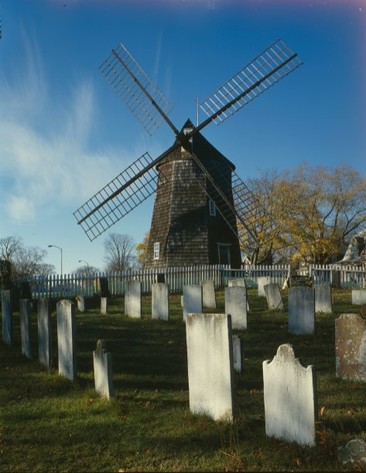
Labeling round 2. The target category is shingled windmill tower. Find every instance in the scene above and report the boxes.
[74,40,302,268]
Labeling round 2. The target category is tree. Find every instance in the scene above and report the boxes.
[136,231,150,267]
[104,233,136,271]
[246,164,366,265]
[75,264,100,276]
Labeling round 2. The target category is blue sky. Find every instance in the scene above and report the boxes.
[0,0,365,274]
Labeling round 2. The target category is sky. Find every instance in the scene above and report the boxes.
[0,0,365,274]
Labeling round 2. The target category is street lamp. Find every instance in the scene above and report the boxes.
[48,244,63,276]
[78,259,89,267]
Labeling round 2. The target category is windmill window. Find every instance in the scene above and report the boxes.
[153,242,161,260]
[209,199,216,217]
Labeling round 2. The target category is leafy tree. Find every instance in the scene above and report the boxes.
[104,233,136,271]
[245,164,366,265]
[136,231,150,267]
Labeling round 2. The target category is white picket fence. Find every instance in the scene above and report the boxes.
[25,263,365,299]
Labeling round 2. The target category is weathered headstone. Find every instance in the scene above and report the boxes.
[76,295,85,313]
[257,276,272,297]
[124,280,142,319]
[288,286,315,335]
[315,285,332,313]
[202,280,216,309]
[335,313,366,381]
[263,344,317,447]
[152,283,169,321]
[38,299,52,368]
[264,283,284,311]
[93,339,114,399]
[183,285,202,322]
[228,278,249,311]
[100,297,107,315]
[57,300,77,381]
[352,289,366,306]
[20,299,32,360]
[1,290,12,345]
[232,335,243,373]
[185,313,236,422]
[225,286,247,330]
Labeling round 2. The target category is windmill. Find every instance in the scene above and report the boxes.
[74,39,302,268]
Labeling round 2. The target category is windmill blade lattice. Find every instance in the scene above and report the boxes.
[73,152,167,241]
[99,43,174,136]
[199,39,302,126]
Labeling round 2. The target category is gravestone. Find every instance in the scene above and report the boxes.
[257,277,272,297]
[185,313,236,422]
[232,335,243,373]
[225,286,247,330]
[152,283,169,321]
[57,300,77,381]
[76,295,85,313]
[315,285,332,313]
[183,285,202,322]
[335,313,366,382]
[202,280,216,309]
[228,278,249,311]
[352,289,366,306]
[100,297,107,315]
[263,344,317,447]
[19,299,32,360]
[288,286,315,335]
[93,339,114,399]
[264,283,284,311]
[38,299,52,368]
[124,281,142,319]
[1,290,12,345]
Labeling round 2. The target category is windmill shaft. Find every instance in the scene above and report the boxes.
[111,49,180,137]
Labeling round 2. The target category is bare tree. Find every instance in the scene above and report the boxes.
[104,233,136,271]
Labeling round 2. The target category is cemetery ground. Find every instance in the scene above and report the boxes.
[1,289,365,472]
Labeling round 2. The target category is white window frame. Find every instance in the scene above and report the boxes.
[153,242,161,260]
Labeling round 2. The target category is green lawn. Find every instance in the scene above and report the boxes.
[0,289,365,472]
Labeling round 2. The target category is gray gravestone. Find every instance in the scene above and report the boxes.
[1,290,12,345]
[100,297,107,315]
[288,286,315,335]
[352,289,366,306]
[57,300,77,381]
[232,335,243,373]
[124,280,142,319]
[263,344,317,447]
[20,299,32,360]
[264,283,284,311]
[257,277,272,297]
[225,286,247,330]
[185,313,236,422]
[315,285,332,313]
[183,285,202,322]
[152,283,169,321]
[335,313,366,382]
[202,280,216,309]
[93,339,114,399]
[38,299,52,368]
[76,295,85,313]
[228,279,249,311]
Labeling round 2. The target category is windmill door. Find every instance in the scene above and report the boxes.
[218,243,231,266]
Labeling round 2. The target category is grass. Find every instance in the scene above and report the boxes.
[1,288,365,472]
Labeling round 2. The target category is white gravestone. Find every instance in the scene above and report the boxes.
[183,285,202,322]
[335,313,366,382]
[93,339,114,399]
[202,280,216,309]
[1,290,12,345]
[288,286,315,335]
[257,277,272,297]
[152,283,169,321]
[76,295,85,313]
[57,300,77,381]
[186,313,236,422]
[20,299,32,360]
[232,335,243,373]
[225,286,247,330]
[352,290,366,306]
[124,281,142,319]
[38,299,52,368]
[264,283,284,311]
[228,279,249,311]
[100,297,107,315]
[263,344,317,447]
[315,285,333,313]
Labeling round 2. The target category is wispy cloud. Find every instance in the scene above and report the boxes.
[0,30,128,224]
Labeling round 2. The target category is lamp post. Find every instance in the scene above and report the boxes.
[78,259,89,267]
[48,244,63,276]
